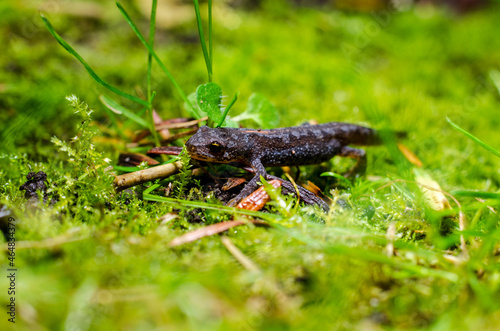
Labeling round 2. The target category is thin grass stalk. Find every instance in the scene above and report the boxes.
[116,2,194,112]
[41,15,150,107]
[193,0,212,82]
[215,92,238,127]
[447,117,500,158]
[208,0,213,79]
[147,0,161,146]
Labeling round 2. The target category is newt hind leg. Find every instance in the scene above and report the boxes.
[339,146,367,177]
[227,173,330,211]
[226,174,262,207]
[227,158,267,207]
[226,158,329,210]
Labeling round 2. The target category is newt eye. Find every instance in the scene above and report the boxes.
[208,142,225,156]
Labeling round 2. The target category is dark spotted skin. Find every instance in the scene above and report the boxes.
[185,123,380,210]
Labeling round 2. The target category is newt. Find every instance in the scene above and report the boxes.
[185,122,382,211]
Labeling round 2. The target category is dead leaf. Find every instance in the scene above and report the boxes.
[300,180,332,205]
[237,180,281,211]
[414,168,451,211]
[155,117,208,131]
[153,110,171,140]
[398,143,423,168]
[222,177,247,191]
[147,146,183,156]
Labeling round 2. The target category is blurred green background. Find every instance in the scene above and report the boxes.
[1,0,500,330]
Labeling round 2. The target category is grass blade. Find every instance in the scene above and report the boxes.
[99,95,150,128]
[147,0,157,103]
[146,0,161,147]
[143,183,161,195]
[41,15,149,107]
[320,171,352,189]
[446,117,500,158]
[193,0,212,82]
[99,102,128,140]
[143,193,281,222]
[115,2,194,112]
[270,223,459,282]
[145,194,457,281]
[113,165,141,173]
[208,0,213,76]
[452,190,500,200]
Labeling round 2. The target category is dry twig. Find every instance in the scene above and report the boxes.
[114,162,183,191]
[168,219,268,247]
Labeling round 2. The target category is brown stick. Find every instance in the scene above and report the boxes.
[114,162,183,191]
[168,219,268,247]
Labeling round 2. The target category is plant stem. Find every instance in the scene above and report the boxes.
[216,92,238,127]
[447,117,500,158]
[147,0,157,103]
[116,2,194,113]
[41,15,150,107]
[193,0,212,82]
[208,0,213,79]
[147,0,161,147]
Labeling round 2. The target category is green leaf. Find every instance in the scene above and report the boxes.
[196,82,223,124]
[446,117,500,158]
[99,95,150,128]
[232,93,280,129]
[184,92,204,119]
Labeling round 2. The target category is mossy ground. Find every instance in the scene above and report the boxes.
[1,1,500,330]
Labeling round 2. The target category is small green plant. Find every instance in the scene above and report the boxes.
[173,147,193,198]
[194,82,237,128]
[51,95,110,177]
[49,96,115,220]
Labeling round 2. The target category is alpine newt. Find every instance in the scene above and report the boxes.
[185,122,381,211]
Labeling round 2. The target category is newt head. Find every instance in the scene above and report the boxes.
[185,126,246,164]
